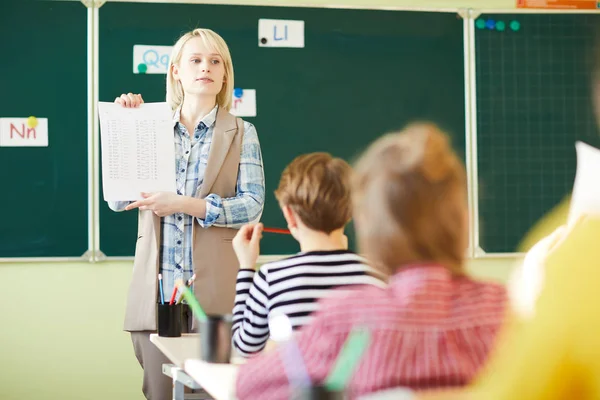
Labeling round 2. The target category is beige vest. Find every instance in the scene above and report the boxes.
[123,108,245,332]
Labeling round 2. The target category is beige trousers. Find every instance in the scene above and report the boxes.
[130,306,194,400]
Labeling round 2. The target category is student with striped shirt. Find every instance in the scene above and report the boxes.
[236,124,508,399]
[231,153,387,357]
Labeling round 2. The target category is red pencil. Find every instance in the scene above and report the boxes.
[263,227,291,235]
[168,286,178,305]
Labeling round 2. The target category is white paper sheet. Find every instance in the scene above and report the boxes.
[568,141,600,225]
[230,89,257,117]
[98,102,176,201]
[0,117,48,147]
[258,19,305,48]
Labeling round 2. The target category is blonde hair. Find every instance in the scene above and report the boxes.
[166,28,234,111]
[353,123,468,275]
[275,153,352,234]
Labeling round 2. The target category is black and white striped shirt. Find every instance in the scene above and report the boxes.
[232,250,387,357]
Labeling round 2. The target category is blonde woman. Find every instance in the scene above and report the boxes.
[236,124,507,399]
[108,29,265,399]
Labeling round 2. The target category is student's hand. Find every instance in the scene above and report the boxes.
[232,223,263,270]
[125,192,181,217]
[115,93,144,108]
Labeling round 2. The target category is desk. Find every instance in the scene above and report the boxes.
[150,333,200,368]
[150,333,247,400]
[184,360,416,400]
[358,388,415,400]
[151,334,415,400]
[185,359,240,400]
[150,333,209,400]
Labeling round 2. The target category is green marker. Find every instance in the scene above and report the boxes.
[324,327,371,391]
[137,63,148,74]
[176,280,207,322]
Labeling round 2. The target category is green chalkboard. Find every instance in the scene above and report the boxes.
[475,13,600,254]
[98,3,465,257]
[0,0,88,258]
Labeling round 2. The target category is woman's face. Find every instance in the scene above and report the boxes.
[172,37,226,100]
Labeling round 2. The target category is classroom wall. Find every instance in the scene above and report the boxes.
[0,259,517,400]
[0,1,521,399]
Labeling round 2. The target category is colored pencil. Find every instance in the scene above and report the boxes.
[324,327,371,391]
[176,273,197,304]
[158,273,165,305]
[263,227,291,235]
[175,279,207,322]
[168,286,178,305]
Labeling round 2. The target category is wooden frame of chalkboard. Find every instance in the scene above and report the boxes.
[0,0,92,262]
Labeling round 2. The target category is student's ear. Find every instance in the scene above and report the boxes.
[281,205,297,230]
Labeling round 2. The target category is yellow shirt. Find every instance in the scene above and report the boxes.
[471,217,600,399]
[519,196,570,252]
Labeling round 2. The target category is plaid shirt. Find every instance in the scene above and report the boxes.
[108,105,265,301]
[236,265,507,400]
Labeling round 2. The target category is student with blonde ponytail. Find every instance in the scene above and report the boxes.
[235,123,507,400]
[108,28,265,400]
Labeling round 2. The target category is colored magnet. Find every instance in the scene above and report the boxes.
[495,21,506,31]
[475,19,486,29]
[510,20,521,31]
[137,63,148,74]
[234,88,244,98]
[27,116,38,129]
[260,37,267,44]
[485,19,496,30]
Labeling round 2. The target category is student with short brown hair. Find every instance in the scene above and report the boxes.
[274,152,353,235]
[236,124,508,399]
[231,152,386,357]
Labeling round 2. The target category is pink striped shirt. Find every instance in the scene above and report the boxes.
[236,265,507,399]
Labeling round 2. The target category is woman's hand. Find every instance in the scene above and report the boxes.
[232,223,263,270]
[115,93,144,108]
[125,192,182,217]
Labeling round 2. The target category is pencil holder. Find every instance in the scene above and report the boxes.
[292,385,346,400]
[157,303,183,337]
[199,314,233,363]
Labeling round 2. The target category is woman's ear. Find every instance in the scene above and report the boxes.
[171,64,180,81]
